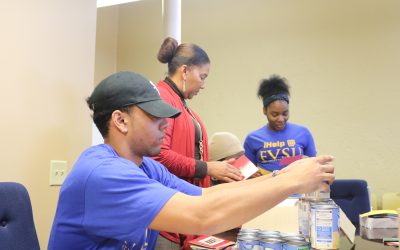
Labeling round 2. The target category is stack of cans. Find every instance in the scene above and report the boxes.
[236,191,340,249]
[298,190,340,249]
[237,229,310,250]
[309,201,340,249]
[298,190,331,238]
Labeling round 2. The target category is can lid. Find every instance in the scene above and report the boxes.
[283,235,306,241]
[258,234,282,240]
[237,234,259,241]
[284,240,310,246]
[259,237,285,243]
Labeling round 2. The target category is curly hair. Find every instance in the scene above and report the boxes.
[257,75,290,99]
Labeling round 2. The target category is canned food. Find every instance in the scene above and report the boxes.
[239,228,260,235]
[283,236,306,242]
[282,240,310,250]
[257,230,281,239]
[237,234,259,250]
[280,232,303,238]
[259,237,284,250]
[310,202,340,249]
[298,198,311,238]
[302,190,330,201]
[238,228,259,239]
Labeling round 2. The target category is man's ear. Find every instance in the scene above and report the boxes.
[111,110,128,134]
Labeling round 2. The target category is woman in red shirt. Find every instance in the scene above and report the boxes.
[153,37,243,249]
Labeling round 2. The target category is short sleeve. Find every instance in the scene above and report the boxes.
[244,135,257,165]
[82,159,177,241]
[303,128,317,157]
[141,157,201,196]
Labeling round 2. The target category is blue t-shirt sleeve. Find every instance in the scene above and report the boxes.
[82,159,178,240]
[142,158,202,196]
[303,128,317,157]
[244,135,257,165]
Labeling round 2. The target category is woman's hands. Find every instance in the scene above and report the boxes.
[206,160,243,182]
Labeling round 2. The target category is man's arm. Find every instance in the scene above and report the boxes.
[150,155,334,235]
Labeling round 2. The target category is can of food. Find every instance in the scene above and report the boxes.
[283,235,306,242]
[282,240,311,250]
[259,237,284,250]
[237,234,259,250]
[298,198,313,238]
[310,202,340,249]
[257,230,281,238]
[239,228,260,234]
[303,190,330,202]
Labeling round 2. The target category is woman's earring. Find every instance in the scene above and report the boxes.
[183,79,186,93]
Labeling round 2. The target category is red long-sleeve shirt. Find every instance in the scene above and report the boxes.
[154,79,210,187]
[154,79,211,249]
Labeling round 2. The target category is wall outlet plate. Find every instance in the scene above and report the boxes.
[50,160,67,186]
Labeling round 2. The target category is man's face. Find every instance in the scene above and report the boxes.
[126,106,168,157]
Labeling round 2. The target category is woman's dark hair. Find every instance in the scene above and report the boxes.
[258,75,290,107]
[86,96,132,138]
[157,37,210,75]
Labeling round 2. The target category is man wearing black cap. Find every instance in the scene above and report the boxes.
[48,71,335,250]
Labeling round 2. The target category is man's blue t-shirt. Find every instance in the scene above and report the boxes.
[244,123,316,173]
[48,144,201,250]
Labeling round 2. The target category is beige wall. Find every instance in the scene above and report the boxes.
[97,0,400,198]
[95,5,119,84]
[0,0,97,248]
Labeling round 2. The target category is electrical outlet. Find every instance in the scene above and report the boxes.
[50,160,68,186]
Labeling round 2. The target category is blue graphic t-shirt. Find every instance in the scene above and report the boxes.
[244,123,316,173]
[48,144,201,250]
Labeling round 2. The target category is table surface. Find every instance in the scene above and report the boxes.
[215,227,396,250]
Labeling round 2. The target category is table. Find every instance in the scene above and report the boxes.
[215,227,396,249]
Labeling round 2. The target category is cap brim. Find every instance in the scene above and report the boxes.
[137,99,181,118]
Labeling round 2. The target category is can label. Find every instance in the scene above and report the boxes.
[259,240,282,250]
[298,199,311,237]
[310,203,340,249]
[237,235,260,250]
[238,240,260,250]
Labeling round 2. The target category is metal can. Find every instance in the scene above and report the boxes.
[298,198,314,238]
[302,190,330,202]
[310,202,340,249]
[282,240,310,250]
[238,228,260,237]
[257,230,281,238]
[282,236,306,242]
[259,237,284,250]
[237,234,260,250]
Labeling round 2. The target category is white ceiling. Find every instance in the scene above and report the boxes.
[97,0,142,8]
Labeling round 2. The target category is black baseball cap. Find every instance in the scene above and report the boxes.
[89,71,181,118]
